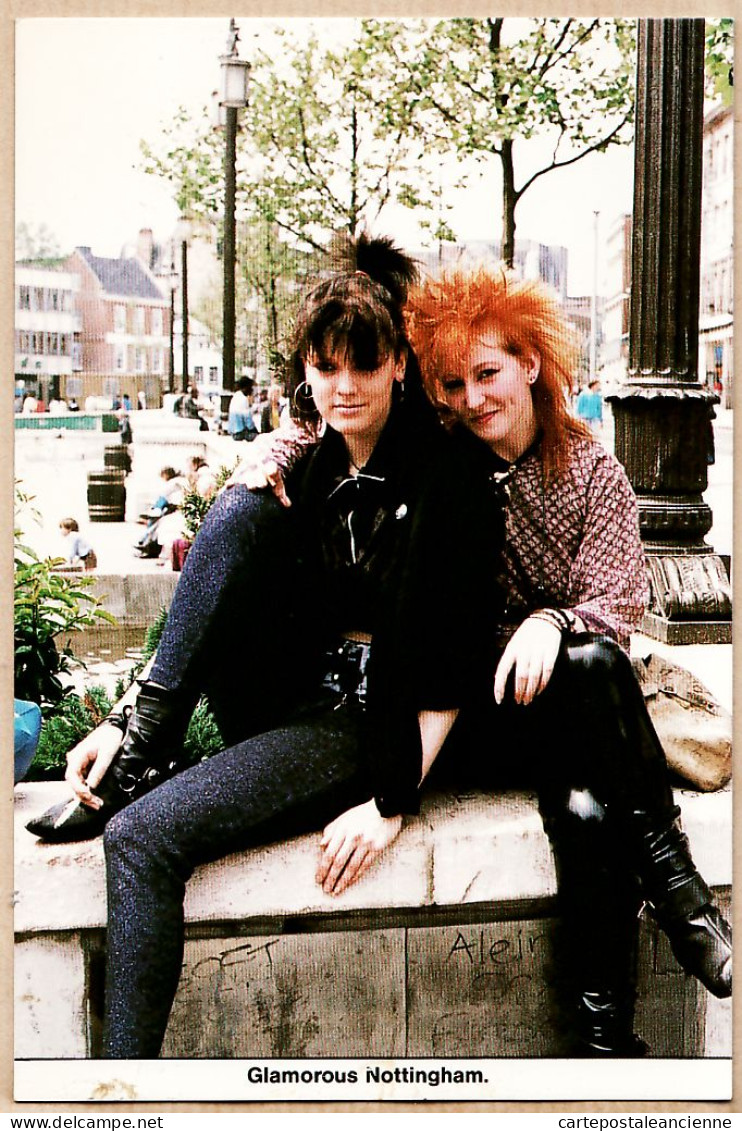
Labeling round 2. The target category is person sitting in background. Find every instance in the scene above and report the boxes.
[135,467,186,559]
[58,517,97,571]
[175,386,210,432]
[185,454,218,500]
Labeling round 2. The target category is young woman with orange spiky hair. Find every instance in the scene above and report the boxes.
[405,264,731,1057]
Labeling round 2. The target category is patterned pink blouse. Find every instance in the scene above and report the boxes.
[496,436,649,650]
[262,424,649,652]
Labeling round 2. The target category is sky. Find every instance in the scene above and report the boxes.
[15,17,636,296]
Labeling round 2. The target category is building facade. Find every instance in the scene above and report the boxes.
[62,246,171,406]
[699,103,733,409]
[599,213,632,389]
[14,264,81,406]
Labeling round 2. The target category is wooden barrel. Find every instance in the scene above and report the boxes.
[87,469,126,523]
[104,444,132,473]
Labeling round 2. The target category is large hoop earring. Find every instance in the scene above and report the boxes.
[292,380,314,412]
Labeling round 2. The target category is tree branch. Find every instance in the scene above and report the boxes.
[515,108,632,198]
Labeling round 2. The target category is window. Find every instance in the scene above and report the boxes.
[50,290,60,311]
[151,309,163,336]
[33,288,45,311]
[194,365,203,380]
[60,334,69,356]
[19,286,31,310]
[47,333,59,356]
[115,345,127,372]
[209,367,219,385]
[152,348,163,374]
[135,307,146,334]
[114,305,127,334]
[136,347,146,374]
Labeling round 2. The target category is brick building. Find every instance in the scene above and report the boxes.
[61,245,171,407]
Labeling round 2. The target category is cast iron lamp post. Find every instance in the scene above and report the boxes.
[608,19,731,643]
[216,19,250,396]
[173,217,192,395]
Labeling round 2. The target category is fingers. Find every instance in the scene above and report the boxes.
[273,476,292,509]
[65,752,103,809]
[494,645,516,704]
[317,833,374,896]
[331,845,375,895]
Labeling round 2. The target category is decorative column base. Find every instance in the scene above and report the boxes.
[641,552,732,643]
[609,386,732,645]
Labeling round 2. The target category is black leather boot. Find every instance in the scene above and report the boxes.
[574,991,648,1058]
[562,636,732,1002]
[25,681,191,843]
[636,809,732,998]
[540,783,646,1057]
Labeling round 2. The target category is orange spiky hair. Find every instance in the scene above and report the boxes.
[406,266,590,481]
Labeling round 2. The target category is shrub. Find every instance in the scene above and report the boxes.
[28,685,114,780]
[14,483,116,713]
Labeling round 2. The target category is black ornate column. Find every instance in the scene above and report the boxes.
[607,19,731,644]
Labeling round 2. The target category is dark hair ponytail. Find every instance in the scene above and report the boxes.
[288,230,424,422]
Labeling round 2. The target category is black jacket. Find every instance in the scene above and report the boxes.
[292,397,504,816]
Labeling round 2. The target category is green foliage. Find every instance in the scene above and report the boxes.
[14,484,116,713]
[143,605,170,664]
[706,19,733,107]
[27,685,114,780]
[139,18,636,274]
[363,18,636,263]
[182,699,224,767]
[181,465,235,541]
[139,22,456,250]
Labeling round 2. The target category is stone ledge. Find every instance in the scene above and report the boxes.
[14,781,732,936]
[88,573,178,626]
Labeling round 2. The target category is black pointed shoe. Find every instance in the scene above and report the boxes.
[25,681,190,844]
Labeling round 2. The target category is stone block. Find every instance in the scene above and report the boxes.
[15,785,108,933]
[184,817,432,922]
[407,918,560,1057]
[15,934,89,1058]
[158,928,406,1059]
[427,790,557,905]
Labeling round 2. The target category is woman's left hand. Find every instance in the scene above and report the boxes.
[494,615,563,706]
[317,800,403,896]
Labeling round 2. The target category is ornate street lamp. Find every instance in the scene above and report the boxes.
[217,19,250,396]
[173,217,192,394]
[164,258,178,395]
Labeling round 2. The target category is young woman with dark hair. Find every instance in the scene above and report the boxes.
[26,236,502,1058]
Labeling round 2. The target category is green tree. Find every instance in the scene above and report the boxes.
[364,18,636,268]
[139,23,452,250]
[705,18,733,106]
[15,221,63,261]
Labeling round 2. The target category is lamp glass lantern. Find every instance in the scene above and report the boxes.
[219,53,250,109]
